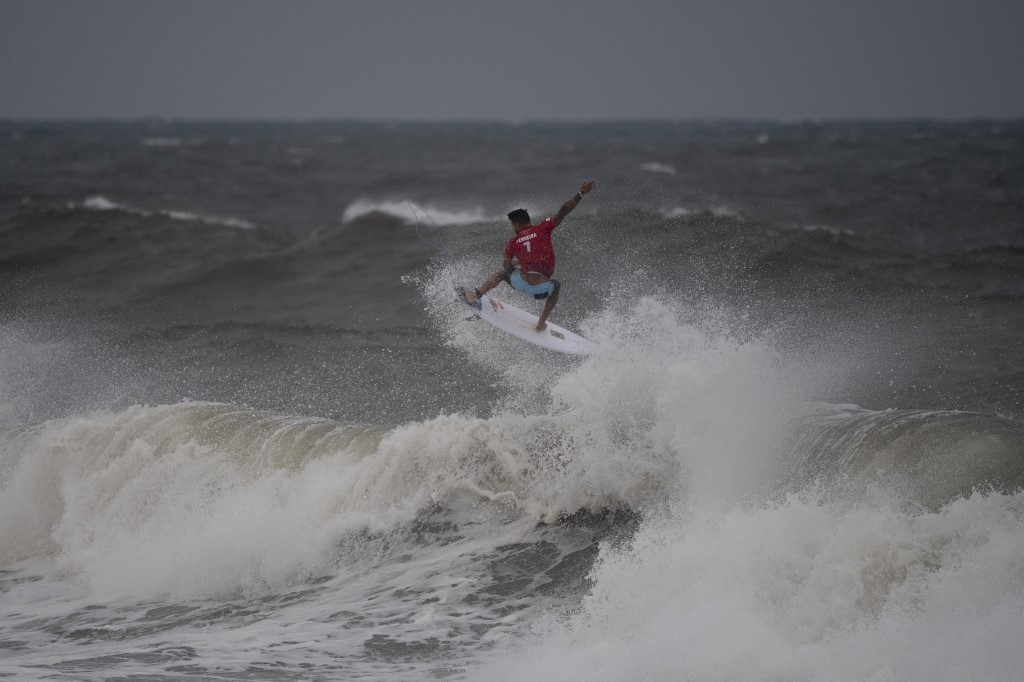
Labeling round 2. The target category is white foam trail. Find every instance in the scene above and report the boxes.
[342,199,501,226]
[77,196,255,229]
[659,205,738,219]
[81,195,123,211]
[799,223,855,237]
[639,162,677,175]
[162,210,255,229]
[660,206,695,218]
[142,138,184,147]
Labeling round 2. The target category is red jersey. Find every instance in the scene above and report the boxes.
[504,218,557,277]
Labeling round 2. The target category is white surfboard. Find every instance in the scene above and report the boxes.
[456,287,597,355]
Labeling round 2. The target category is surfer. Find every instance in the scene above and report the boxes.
[466,180,597,331]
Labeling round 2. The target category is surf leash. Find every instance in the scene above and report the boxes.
[409,202,472,289]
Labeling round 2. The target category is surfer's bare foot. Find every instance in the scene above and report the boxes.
[536,320,547,332]
[464,287,478,304]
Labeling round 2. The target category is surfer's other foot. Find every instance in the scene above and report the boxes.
[464,287,478,304]
[536,321,548,332]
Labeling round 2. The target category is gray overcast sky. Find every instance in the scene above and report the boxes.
[2,0,1023,120]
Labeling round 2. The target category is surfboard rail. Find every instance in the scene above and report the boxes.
[455,286,596,355]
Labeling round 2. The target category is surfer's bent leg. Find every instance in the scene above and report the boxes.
[536,279,560,332]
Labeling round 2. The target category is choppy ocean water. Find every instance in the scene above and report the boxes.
[1,120,1022,680]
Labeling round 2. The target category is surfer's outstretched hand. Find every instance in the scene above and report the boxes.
[579,179,598,195]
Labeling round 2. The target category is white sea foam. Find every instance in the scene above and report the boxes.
[660,205,738,219]
[77,196,254,229]
[342,199,501,226]
[2,289,1022,680]
[162,210,255,229]
[142,137,183,147]
[0,294,799,599]
[660,206,695,218]
[0,402,574,596]
[416,288,1024,682]
[81,195,124,211]
[445,296,1024,682]
[639,162,677,175]
[479,488,1024,682]
[800,223,855,237]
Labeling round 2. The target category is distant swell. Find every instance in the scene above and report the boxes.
[788,405,1024,506]
[342,199,502,226]
[79,195,255,229]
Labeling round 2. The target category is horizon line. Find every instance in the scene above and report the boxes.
[2,115,1023,126]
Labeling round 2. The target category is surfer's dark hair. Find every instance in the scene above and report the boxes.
[507,208,531,225]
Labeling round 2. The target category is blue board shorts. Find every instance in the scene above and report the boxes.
[507,268,557,300]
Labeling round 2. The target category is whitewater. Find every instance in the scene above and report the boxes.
[3,297,1022,680]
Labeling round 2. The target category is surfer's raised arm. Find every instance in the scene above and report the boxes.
[551,179,598,227]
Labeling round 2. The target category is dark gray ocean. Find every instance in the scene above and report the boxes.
[1,120,1023,681]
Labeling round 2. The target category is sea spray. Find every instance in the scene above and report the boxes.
[1,294,809,600]
[478,488,1024,682]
